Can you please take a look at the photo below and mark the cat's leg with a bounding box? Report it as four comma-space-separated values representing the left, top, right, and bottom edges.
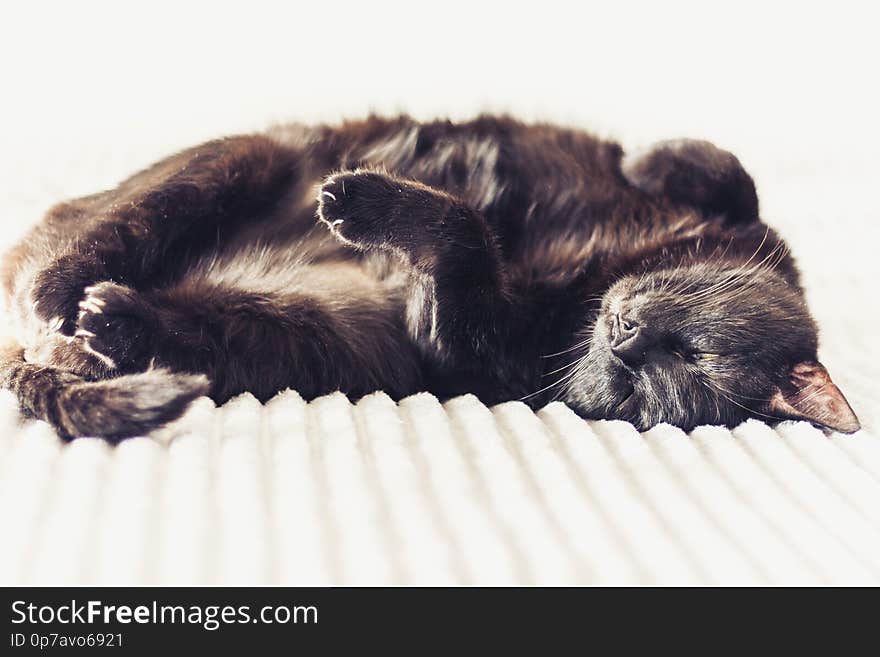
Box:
19, 135, 297, 334
622, 139, 759, 224
72, 277, 421, 403
315, 170, 532, 392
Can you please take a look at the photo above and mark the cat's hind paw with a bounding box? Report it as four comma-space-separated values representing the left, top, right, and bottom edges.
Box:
317, 170, 451, 251
74, 282, 155, 371
316, 170, 488, 270
317, 171, 397, 249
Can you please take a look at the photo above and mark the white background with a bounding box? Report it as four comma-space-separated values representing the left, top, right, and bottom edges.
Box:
3, 1, 877, 176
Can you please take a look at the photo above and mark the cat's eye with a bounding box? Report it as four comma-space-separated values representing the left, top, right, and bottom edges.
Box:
673, 349, 721, 362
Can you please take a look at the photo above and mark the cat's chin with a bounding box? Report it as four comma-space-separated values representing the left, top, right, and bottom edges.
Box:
614, 385, 637, 416
563, 368, 639, 426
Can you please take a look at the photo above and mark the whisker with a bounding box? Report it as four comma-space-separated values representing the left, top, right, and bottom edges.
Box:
680, 227, 773, 304
684, 242, 785, 307
700, 378, 787, 422
520, 354, 587, 401
542, 358, 584, 377
541, 335, 594, 358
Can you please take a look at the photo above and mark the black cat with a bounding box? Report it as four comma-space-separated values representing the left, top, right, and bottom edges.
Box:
0, 116, 859, 439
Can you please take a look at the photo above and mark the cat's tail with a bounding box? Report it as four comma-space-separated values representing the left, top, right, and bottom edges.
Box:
0, 341, 209, 440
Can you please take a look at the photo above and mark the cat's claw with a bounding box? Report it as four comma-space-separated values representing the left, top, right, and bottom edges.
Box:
78, 292, 106, 315
74, 281, 155, 371
317, 174, 361, 247
47, 316, 65, 333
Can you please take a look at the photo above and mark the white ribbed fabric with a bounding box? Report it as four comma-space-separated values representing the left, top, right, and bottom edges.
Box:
0, 388, 878, 585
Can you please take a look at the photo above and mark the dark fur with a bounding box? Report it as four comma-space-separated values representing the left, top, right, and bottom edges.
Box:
0, 116, 859, 440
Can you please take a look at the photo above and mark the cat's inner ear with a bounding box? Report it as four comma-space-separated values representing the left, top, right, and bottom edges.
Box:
768, 361, 860, 433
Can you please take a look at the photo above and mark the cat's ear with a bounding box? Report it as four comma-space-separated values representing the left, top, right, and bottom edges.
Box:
767, 361, 860, 433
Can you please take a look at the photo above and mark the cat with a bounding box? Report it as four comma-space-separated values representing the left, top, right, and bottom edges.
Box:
0, 115, 860, 440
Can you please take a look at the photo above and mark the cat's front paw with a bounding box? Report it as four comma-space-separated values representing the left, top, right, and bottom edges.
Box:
74, 282, 155, 371
32, 254, 107, 335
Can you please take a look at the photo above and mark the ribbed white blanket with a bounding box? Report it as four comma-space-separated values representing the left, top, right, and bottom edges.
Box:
0, 384, 876, 585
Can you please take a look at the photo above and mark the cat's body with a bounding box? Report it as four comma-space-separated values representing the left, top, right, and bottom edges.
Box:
0, 115, 860, 439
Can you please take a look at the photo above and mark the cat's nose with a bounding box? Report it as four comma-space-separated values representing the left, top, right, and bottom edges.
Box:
610, 312, 639, 346
610, 313, 648, 367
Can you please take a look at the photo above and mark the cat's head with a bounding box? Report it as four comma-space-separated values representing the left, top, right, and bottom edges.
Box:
564, 234, 860, 433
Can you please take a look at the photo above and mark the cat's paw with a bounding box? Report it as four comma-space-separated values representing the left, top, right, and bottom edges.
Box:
317, 171, 392, 248
622, 139, 758, 224
74, 282, 155, 371
32, 254, 108, 335
316, 170, 484, 269
317, 170, 443, 250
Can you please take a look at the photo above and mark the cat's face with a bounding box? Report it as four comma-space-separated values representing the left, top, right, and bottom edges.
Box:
565, 259, 860, 433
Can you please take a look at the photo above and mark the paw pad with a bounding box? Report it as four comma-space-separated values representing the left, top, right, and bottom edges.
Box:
73, 282, 154, 371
